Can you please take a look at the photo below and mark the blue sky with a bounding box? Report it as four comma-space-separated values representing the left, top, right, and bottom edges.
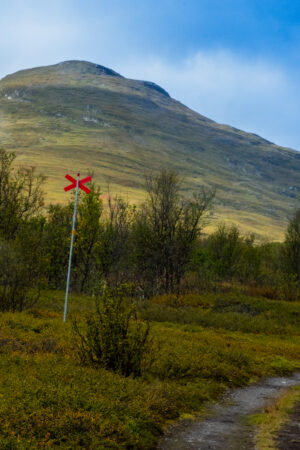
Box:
1, 0, 300, 149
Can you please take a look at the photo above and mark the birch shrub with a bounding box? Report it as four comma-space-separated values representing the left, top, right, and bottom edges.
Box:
73, 285, 151, 377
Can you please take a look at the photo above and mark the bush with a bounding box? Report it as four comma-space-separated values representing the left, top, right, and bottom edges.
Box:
206, 224, 242, 279
0, 148, 45, 240
73, 285, 151, 377
283, 208, 300, 279
0, 224, 47, 312
276, 273, 300, 302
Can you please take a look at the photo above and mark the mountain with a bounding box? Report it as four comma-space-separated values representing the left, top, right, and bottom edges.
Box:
0, 60, 299, 239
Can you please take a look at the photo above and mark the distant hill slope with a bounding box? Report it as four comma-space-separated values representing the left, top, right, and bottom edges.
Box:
0, 60, 299, 239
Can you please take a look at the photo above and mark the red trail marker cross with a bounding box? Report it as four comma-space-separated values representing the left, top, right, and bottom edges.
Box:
63, 172, 92, 322
64, 174, 92, 194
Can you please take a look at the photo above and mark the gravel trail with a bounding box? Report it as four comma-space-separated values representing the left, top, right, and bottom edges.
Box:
277, 399, 300, 449
158, 373, 300, 450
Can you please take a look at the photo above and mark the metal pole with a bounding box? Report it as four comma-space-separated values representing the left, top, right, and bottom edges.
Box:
63, 172, 80, 322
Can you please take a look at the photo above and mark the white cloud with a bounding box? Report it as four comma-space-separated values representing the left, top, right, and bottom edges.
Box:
115, 51, 300, 150
0, 0, 83, 77
0, 2, 298, 150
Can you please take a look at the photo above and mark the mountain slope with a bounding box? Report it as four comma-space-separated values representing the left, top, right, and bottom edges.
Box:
0, 60, 299, 239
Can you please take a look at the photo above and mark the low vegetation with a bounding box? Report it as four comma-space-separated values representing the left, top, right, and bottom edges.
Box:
0, 291, 299, 448
0, 149, 300, 448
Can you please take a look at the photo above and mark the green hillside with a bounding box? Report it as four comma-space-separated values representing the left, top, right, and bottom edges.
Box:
0, 60, 299, 239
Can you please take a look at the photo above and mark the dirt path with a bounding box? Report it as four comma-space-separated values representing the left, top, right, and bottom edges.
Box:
158, 373, 300, 450
277, 400, 300, 449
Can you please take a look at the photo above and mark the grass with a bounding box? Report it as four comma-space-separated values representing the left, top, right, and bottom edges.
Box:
1, 60, 300, 239
248, 385, 300, 450
142, 292, 300, 336
0, 290, 299, 448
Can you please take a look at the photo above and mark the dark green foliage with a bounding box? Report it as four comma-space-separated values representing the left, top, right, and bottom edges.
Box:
0, 239, 33, 311
96, 194, 132, 285
0, 149, 47, 310
0, 218, 47, 311
187, 225, 262, 290
206, 224, 242, 279
73, 183, 103, 292
132, 170, 214, 296
1, 147, 300, 308
73, 286, 151, 377
233, 234, 261, 284
44, 184, 103, 292
43, 203, 73, 289
0, 148, 45, 239
187, 244, 219, 291
283, 209, 300, 279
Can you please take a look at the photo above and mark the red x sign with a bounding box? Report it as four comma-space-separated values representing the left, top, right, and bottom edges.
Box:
64, 174, 92, 194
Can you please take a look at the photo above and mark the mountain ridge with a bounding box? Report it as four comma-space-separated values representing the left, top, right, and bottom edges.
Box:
0, 60, 299, 239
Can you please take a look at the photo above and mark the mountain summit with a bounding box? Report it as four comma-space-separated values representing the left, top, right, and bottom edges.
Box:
2, 60, 123, 80
0, 60, 299, 238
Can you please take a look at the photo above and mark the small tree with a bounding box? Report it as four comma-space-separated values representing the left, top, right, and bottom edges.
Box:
207, 224, 242, 279
0, 149, 47, 310
96, 194, 133, 285
74, 183, 103, 292
235, 234, 261, 284
43, 203, 73, 289
283, 209, 300, 280
73, 285, 151, 377
0, 148, 45, 239
44, 183, 103, 292
0, 218, 47, 311
132, 170, 214, 295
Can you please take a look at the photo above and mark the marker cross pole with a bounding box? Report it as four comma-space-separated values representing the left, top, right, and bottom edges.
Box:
63, 172, 91, 322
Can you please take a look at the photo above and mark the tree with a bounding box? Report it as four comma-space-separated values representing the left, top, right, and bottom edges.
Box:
0, 149, 47, 310
283, 209, 300, 279
234, 234, 261, 284
207, 224, 242, 279
74, 184, 103, 292
132, 170, 214, 295
96, 194, 133, 285
0, 217, 47, 311
0, 148, 45, 239
44, 184, 103, 293
43, 203, 73, 289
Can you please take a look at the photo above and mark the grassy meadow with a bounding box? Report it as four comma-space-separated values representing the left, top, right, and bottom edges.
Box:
0, 289, 299, 449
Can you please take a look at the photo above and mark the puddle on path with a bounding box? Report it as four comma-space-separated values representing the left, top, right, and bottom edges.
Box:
158, 373, 300, 450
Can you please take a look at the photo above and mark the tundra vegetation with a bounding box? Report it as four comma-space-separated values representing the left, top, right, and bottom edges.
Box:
0, 148, 300, 448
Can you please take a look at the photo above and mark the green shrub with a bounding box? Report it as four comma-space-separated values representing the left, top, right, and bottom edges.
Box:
73, 285, 151, 377
0, 235, 46, 312
276, 273, 300, 301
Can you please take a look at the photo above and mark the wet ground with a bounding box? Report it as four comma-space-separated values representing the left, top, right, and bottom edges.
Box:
158, 373, 300, 450
277, 400, 300, 449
